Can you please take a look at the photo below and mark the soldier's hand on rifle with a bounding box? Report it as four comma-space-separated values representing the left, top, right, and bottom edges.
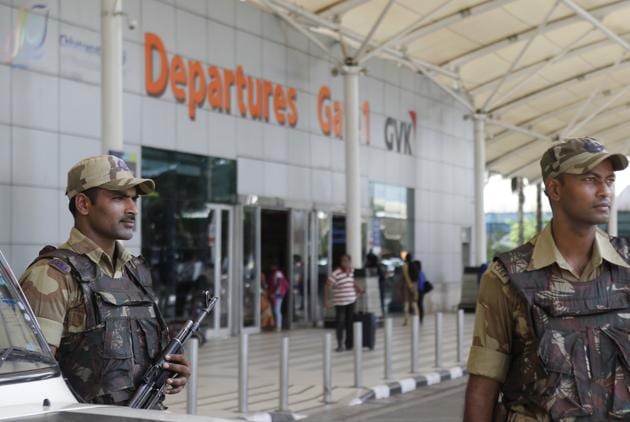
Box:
163, 353, 191, 394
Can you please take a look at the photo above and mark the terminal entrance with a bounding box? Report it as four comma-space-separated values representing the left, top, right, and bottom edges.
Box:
261, 209, 290, 330
257, 208, 317, 330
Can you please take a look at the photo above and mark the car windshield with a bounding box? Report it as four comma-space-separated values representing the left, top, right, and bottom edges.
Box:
0, 251, 56, 375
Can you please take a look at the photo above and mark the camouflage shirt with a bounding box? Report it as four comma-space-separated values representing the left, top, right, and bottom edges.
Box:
467, 223, 630, 420
19, 228, 134, 348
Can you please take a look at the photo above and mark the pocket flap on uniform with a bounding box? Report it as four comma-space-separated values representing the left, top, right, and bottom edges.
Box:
538, 329, 576, 374
534, 291, 629, 317
96, 290, 151, 306
103, 318, 133, 359
604, 327, 630, 368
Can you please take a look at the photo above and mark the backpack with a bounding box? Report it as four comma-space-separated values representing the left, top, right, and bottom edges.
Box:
275, 271, 289, 297
409, 260, 421, 281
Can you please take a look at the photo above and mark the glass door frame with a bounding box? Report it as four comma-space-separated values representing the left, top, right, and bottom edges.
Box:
239, 205, 261, 335
312, 210, 333, 324
205, 204, 234, 339
289, 209, 310, 326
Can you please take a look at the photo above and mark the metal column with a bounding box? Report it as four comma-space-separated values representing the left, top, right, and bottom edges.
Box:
280, 337, 289, 411
435, 312, 443, 368
410, 317, 419, 373
101, 0, 124, 155
238, 334, 248, 413
354, 321, 363, 387
384, 318, 393, 379
474, 115, 487, 265
457, 309, 464, 364
323, 333, 332, 403
343, 65, 363, 268
186, 337, 199, 414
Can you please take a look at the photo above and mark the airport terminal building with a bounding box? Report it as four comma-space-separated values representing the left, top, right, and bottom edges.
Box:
0, 0, 476, 336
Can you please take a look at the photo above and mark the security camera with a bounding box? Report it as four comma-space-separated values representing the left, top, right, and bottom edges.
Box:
127, 18, 137, 30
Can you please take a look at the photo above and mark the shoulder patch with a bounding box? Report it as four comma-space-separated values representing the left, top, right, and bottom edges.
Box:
48, 258, 71, 275
489, 261, 510, 285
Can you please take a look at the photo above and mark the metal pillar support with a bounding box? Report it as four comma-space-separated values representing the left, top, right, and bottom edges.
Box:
280, 337, 289, 411
384, 318, 393, 379
411, 317, 419, 373
323, 333, 332, 404
101, 0, 124, 155
474, 115, 487, 265
186, 337, 199, 414
354, 321, 363, 387
238, 333, 248, 414
343, 65, 363, 268
610, 194, 619, 236
435, 312, 443, 368
457, 310, 464, 364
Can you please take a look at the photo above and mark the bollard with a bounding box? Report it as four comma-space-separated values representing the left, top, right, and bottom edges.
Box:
411, 316, 419, 373
280, 337, 289, 411
457, 309, 464, 364
239, 333, 248, 413
323, 333, 332, 404
435, 312, 443, 368
186, 337, 199, 414
353, 321, 363, 387
384, 317, 392, 380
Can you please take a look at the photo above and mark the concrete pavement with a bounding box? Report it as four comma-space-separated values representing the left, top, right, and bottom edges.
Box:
164, 312, 474, 419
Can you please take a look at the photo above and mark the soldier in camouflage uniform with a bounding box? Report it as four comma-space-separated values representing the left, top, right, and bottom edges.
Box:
464, 138, 630, 421
19, 155, 190, 406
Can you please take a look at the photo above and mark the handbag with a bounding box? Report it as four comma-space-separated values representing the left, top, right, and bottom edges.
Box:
422, 280, 433, 294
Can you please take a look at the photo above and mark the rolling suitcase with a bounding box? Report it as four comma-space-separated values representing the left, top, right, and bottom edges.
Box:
353, 311, 376, 350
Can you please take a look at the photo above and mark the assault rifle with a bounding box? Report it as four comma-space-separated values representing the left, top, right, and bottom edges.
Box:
128, 291, 218, 409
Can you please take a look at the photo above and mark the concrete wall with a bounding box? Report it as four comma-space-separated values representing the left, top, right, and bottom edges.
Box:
0, 0, 474, 310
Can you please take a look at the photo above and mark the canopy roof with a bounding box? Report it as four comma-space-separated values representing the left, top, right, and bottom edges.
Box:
253, 0, 630, 182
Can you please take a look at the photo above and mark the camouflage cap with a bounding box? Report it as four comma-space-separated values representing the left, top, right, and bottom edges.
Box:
66, 155, 155, 199
540, 137, 628, 180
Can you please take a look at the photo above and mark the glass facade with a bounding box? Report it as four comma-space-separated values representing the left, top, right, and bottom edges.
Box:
291, 210, 308, 322
369, 183, 415, 259
141, 147, 237, 322
242, 207, 259, 328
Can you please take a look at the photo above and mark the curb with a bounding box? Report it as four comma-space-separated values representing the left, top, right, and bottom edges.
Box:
348, 366, 467, 406
244, 411, 307, 421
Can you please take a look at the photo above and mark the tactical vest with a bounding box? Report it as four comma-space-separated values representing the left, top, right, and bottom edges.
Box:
496, 241, 630, 421
35, 247, 169, 406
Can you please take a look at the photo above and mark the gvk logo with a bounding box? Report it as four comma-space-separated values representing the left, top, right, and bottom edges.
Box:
384, 111, 416, 155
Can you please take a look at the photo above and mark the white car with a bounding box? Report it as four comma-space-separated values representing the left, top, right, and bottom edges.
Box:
0, 250, 234, 422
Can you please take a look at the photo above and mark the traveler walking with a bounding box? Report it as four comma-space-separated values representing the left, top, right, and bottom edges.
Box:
416, 260, 432, 324
325, 254, 363, 352
269, 264, 289, 332
401, 253, 420, 326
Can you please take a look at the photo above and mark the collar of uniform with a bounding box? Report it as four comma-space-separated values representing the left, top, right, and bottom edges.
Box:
64, 227, 133, 276
528, 222, 630, 273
